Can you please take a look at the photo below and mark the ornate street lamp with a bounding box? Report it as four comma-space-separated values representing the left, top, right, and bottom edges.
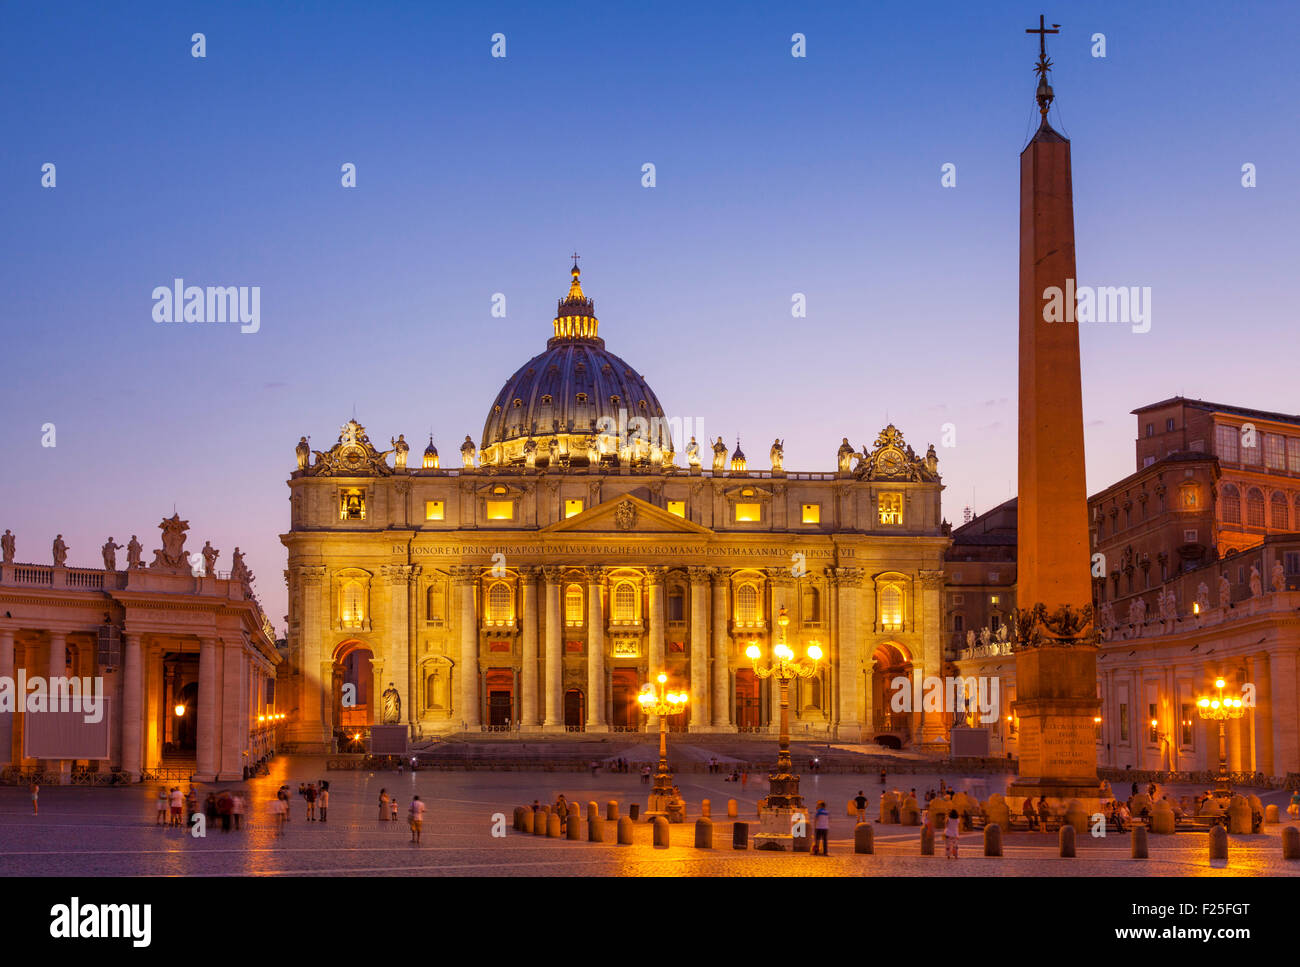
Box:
638, 673, 687, 820
746, 605, 822, 848
1197, 677, 1245, 797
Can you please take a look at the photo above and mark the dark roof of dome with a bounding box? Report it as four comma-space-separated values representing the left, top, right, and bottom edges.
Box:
481, 265, 668, 448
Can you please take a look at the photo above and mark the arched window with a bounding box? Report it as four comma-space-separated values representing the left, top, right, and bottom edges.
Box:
1222, 484, 1241, 524
487, 582, 513, 624
613, 582, 637, 623
342, 581, 364, 628
1270, 492, 1289, 529
737, 584, 759, 626
564, 584, 584, 625
879, 584, 903, 631
1246, 488, 1265, 527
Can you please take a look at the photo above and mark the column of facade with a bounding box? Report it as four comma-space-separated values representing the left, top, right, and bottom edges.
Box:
196, 637, 218, 780
383, 565, 411, 735
450, 566, 480, 730
519, 566, 540, 728
120, 633, 143, 778
0, 629, 13, 766
585, 566, 608, 731
918, 570, 947, 749
646, 567, 666, 731
711, 569, 731, 730
220, 638, 244, 779
1272, 650, 1299, 778
297, 566, 327, 747
542, 566, 564, 730
859, 572, 875, 737
834, 567, 864, 743
1253, 651, 1274, 777
687, 567, 711, 730
47, 632, 67, 774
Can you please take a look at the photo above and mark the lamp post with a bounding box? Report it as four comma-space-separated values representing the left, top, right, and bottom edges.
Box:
746, 605, 822, 847
1197, 677, 1245, 797
638, 673, 687, 820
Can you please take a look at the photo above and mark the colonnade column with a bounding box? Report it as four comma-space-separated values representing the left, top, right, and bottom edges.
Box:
585, 566, 608, 731
196, 636, 218, 780
0, 629, 13, 766
688, 566, 711, 731
296, 565, 326, 748
1254, 651, 1274, 777
220, 637, 244, 778
1270, 650, 1297, 776
452, 566, 481, 730
834, 567, 864, 742
711, 569, 731, 730
519, 566, 540, 728
542, 566, 564, 730
918, 570, 947, 749
120, 633, 143, 778
646, 567, 666, 731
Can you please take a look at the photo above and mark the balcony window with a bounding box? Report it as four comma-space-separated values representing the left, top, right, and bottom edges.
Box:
425, 500, 444, 521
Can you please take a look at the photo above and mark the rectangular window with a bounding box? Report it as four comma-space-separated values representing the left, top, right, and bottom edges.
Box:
1216, 425, 1239, 463
666, 500, 686, 518
878, 492, 903, 525
1184, 529, 1197, 542
564, 499, 584, 518
1180, 703, 1194, 747
1166, 417, 1175, 432
425, 500, 444, 521
734, 502, 761, 523
990, 594, 1000, 605
340, 489, 366, 520
801, 503, 820, 524
1286, 552, 1300, 576
1143, 455, 1155, 468
952, 613, 964, 632
1145, 423, 1154, 438
1244, 431, 1262, 465
1289, 438, 1300, 473
1265, 433, 1286, 469
485, 500, 514, 521
1119, 703, 1129, 741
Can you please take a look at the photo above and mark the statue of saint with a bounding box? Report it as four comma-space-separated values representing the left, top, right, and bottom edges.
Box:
769, 438, 784, 472
52, 534, 69, 566
1196, 582, 1210, 614
201, 541, 219, 577
1, 529, 14, 565
382, 683, 401, 724
231, 547, 248, 582
1249, 564, 1263, 598
925, 444, 939, 476
686, 436, 701, 468
126, 535, 143, 569
460, 435, 476, 468
101, 537, 123, 571
1099, 601, 1116, 635
391, 434, 409, 470
1218, 572, 1231, 608
837, 438, 855, 473
965, 629, 975, 649
295, 436, 310, 471
1273, 559, 1286, 592
711, 437, 727, 473
585, 436, 600, 467
978, 627, 992, 648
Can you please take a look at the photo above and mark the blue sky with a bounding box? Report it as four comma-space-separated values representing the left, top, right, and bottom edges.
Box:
3, 0, 1296, 628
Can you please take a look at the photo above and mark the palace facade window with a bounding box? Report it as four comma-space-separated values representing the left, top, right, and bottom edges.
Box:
879, 584, 903, 631
667, 589, 685, 622
341, 581, 365, 628
426, 587, 442, 623
487, 582, 514, 625
736, 584, 759, 627
803, 586, 820, 622
1271, 492, 1289, 529
1216, 425, 1239, 463
1246, 488, 1265, 527
801, 503, 820, 524
425, 500, 444, 521
734, 502, 761, 523
341, 489, 366, 520
565, 585, 584, 625
486, 499, 514, 521
1265, 433, 1286, 470
1222, 484, 1241, 524
612, 582, 637, 623
878, 492, 903, 525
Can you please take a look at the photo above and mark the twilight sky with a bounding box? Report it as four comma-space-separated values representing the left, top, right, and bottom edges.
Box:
3, 0, 1296, 631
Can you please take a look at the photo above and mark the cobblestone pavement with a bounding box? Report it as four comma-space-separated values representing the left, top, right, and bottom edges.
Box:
1, 757, 1296, 876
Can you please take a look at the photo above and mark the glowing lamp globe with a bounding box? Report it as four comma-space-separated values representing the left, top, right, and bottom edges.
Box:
807, 643, 823, 662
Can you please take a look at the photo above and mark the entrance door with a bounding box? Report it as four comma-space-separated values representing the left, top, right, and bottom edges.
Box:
564, 689, 585, 730
485, 668, 513, 728
735, 669, 760, 730
611, 670, 639, 729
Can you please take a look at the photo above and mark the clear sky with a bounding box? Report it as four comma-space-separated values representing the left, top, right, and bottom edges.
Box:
3, 0, 1296, 631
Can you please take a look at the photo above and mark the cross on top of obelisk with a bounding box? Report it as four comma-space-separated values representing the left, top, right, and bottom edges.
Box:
1026, 15, 1061, 121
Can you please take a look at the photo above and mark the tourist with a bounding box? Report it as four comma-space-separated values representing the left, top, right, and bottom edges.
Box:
169, 786, 183, 827
217, 791, 233, 832
1290, 789, 1300, 819
204, 792, 218, 829
305, 782, 317, 821
1022, 795, 1037, 830
880, 768, 887, 786
278, 785, 291, 822
854, 790, 868, 825
186, 787, 199, 826
29, 781, 38, 816
155, 787, 168, 825
812, 800, 831, 855
641, 765, 651, 785
318, 785, 328, 823
409, 795, 426, 844
1131, 780, 1139, 797
233, 793, 245, 830
1036, 796, 1050, 832
379, 789, 389, 821
390, 796, 399, 821
1118, 800, 1131, 830
272, 792, 286, 831
944, 809, 960, 859
555, 794, 569, 821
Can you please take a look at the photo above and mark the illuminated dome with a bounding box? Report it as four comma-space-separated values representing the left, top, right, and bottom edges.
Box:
480, 262, 671, 468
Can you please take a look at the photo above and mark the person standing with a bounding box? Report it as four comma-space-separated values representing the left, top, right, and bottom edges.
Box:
880, 767, 887, 786
854, 791, 868, 825
1022, 795, 1037, 831
318, 785, 329, 823
232, 793, 245, 830
379, 789, 389, 821
30, 782, 38, 816
305, 782, 317, 821
409, 795, 426, 844
169, 786, 183, 827
812, 800, 831, 855
1037, 796, 1051, 832
944, 809, 960, 859
390, 796, 399, 822
155, 787, 168, 825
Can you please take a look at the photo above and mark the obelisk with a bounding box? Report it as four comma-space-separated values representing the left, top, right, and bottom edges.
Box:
1010, 17, 1102, 808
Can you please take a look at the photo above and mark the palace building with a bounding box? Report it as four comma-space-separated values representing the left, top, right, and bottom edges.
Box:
281, 263, 951, 751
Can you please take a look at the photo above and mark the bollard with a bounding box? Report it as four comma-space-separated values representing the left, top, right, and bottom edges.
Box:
1059, 824, 1076, 858
1064, 800, 1089, 834
1150, 800, 1175, 835
513, 806, 527, 831
588, 816, 604, 843
702, 799, 711, 818
567, 814, 582, 840
733, 821, 749, 850
1265, 804, 1280, 825
547, 812, 561, 837
695, 817, 713, 849
984, 822, 1003, 857
920, 826, 935, 856
533, 807, 548, 835
727, 798, 738, 818
1227, 796, 1251, 834
1282, 825, 1300, 859
521, 809, 534, 834
653, 816, 670, 848
587, 801, 599, 823
1131, 826, 1148, 859
854, 822, 874, 854
1208, 824, 1228, 861
617, 816, 634, 845
629, 803, 640, 821
606, 800, 619, 822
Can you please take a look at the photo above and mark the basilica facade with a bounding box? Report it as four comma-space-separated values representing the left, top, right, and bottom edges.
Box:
281, 264, 950, 751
